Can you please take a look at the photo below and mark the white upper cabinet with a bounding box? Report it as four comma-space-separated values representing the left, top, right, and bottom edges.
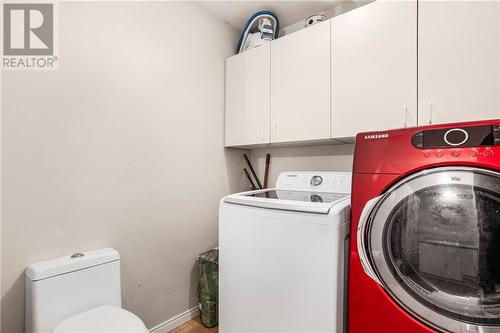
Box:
225, 44, 271, 147
419, 1, 500, 125
224, 0, 499, 148
270, 20, 331, 143
331, 0, 417, 138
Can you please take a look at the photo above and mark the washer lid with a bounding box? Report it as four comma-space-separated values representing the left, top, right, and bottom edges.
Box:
224, 171, 352, 214
53, 306, 148, 333
224, 189, 350, 214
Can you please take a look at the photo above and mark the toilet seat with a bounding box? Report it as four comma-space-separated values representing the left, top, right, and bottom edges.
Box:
53, 305, 148, 333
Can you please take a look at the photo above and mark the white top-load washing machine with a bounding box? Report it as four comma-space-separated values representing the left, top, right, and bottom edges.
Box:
219, 171, 352, 333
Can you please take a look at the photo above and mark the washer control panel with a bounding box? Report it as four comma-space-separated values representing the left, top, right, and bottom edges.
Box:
275, 172, 352, 194
412, 125, 499, 149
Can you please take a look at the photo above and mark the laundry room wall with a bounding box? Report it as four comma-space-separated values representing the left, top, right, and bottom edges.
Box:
0, 70, 3, 333
250, 144, 355, 188
1, 2, 245, 333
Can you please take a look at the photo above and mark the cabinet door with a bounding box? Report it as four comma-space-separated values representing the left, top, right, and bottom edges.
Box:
270, 20, 331, 143
331, 0, 417, 138
225, 44, 270, 147
419, 1, 500, 125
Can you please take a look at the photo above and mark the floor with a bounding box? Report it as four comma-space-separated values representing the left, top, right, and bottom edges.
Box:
170, 317, 218, 333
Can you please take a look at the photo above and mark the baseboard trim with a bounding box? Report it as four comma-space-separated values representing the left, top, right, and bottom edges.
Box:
149, 306, 200, 333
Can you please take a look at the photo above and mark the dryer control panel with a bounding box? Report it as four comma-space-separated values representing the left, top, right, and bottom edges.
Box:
412, 125, 500, 149
355, 120, 500, 174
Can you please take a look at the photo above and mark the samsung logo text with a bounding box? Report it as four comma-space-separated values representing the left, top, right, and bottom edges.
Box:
364, 134, 389, 140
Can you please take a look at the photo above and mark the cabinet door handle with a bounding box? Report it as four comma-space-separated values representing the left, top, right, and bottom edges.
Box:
428, 101, 433, 125
273, 123, 277, 139
403, 105, 408, 128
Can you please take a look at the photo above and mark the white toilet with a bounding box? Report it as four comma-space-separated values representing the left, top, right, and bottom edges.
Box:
25, 248, 148, 333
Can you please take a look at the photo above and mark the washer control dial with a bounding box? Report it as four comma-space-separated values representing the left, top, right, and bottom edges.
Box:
310, 175, 323, 186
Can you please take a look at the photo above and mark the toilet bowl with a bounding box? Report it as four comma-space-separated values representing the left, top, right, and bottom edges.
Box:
53, 306, 148, 333
25, 248, 148, 333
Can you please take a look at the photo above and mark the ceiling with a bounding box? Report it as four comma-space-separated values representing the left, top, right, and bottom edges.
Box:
196, 1, 343, 31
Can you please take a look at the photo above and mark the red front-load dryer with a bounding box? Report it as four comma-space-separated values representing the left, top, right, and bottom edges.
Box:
349, 120, 500, 333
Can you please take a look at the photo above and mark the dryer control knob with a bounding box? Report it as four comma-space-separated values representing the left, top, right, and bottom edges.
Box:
483, 149, 493, 157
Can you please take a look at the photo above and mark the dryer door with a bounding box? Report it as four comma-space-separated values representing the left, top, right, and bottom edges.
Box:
359, 166, 500, 333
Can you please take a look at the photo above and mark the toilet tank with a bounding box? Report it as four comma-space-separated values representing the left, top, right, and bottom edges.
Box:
25, 248, 122, 333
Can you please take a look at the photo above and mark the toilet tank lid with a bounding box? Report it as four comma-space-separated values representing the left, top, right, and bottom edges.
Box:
25, 248, 120, 281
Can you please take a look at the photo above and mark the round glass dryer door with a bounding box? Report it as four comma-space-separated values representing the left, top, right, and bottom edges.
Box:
362, 167, 500, 333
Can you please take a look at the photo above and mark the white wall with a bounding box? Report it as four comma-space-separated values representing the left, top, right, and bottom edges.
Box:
250, 144, 355, 188
0, 62, 3, 333
1, 2, 246, 332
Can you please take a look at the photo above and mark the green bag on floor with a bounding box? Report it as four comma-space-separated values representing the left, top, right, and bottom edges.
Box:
198, 248, 218, 328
